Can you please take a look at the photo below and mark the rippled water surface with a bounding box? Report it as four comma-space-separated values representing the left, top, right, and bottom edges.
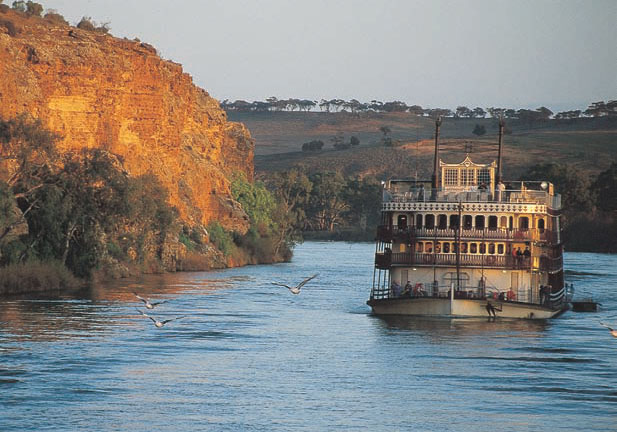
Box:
1, 243, 616, 431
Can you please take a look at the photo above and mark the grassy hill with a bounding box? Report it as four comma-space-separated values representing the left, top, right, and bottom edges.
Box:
228, 111, 617, 180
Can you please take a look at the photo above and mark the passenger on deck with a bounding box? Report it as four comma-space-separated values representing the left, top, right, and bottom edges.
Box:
391, 280, 402, 297
496, 181, 505, 202
545, 284, 552, 306
413, 283, 426, 297
523, 246, 531, 257
402, 281, 413, 297
507, 288, 516, 301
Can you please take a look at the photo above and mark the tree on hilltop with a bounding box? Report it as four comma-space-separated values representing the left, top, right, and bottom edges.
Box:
455, 106, 472, 118
25, 1, 42, 16
473, 107, 486, 118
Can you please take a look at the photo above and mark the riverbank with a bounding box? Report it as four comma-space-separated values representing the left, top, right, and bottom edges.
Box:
0, 261, 82, 296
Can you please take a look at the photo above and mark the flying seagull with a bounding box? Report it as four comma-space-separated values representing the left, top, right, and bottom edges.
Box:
272, 274, 318, 295
135, 308, 186, 328
600, 322, 617, 338
133, 292, 168, 309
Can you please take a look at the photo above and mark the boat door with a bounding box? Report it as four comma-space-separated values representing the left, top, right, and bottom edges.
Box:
511, 272, 519, 296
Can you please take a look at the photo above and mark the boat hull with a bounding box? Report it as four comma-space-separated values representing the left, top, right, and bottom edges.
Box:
367, 297, 566, 319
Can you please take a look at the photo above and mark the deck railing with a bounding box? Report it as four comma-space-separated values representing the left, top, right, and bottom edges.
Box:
375, 251, 562, 271
376, 226, 558, 243
370, 282, 566, 309
383, 186, 561, 209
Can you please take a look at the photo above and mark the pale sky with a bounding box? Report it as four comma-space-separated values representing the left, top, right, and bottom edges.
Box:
41, 0, 616, 111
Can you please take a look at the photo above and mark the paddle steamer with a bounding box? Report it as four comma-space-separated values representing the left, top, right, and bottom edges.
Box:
367, 119, 568, 319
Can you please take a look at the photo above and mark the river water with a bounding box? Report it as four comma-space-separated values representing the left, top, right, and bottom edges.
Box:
1, 242, 616, 431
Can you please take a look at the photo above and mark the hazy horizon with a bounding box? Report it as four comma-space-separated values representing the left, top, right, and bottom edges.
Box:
40, 0, 616, 112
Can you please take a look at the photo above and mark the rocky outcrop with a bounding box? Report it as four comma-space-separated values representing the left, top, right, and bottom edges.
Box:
0, 8, 253, 232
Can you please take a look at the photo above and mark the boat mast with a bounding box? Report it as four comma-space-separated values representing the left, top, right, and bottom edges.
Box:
431, 116, 442, 198
496, 117, 505, 184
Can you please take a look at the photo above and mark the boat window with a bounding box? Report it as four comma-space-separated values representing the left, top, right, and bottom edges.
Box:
478, 168, 491, 186
497, 244, 504, 254
509, 216, 513, 229
519, 216, 529, 230
480, 243, 486, 254
470, 243, 478, 253
425, 214, 435, 229
453, 243, 458, 253
417, 242, 424, 252
435, 242, 441, 253
463, 215, 472, 229
444, 169, 458, 186
475, 215, 485, 229
500, 216, 507, 228
397, 215, 407, 229
461, 243, 468, 253
489, 243, 495, 254
449, 214, 460, 229
443, 242, 450, 253
438, 214, 447, 229
425, 242, 433, 253
488, 215, 498, 229
461, 168, 475, 186
416, 214, 423, 229
538, 218, 545, 231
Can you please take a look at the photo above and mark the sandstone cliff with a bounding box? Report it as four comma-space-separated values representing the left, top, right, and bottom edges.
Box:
0, 8, 252, 233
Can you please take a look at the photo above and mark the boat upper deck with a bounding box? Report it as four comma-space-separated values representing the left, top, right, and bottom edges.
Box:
383, 180, 561, 210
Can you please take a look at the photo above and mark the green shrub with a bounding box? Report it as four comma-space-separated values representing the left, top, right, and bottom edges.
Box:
178, 232, 195, 252
25, 1, 42, 16
106, 241, 125, 260
206, 221, 236, 257
11, 1, 25, 12
189, 227, 204, 245
76, 16, 95, 31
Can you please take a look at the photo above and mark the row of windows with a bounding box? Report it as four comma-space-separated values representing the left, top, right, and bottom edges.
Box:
417, 241, 506, 255
443, 168, 491, 187
396, 214, 544, 230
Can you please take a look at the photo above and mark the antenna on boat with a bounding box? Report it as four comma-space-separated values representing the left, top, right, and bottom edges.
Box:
496, 117, 505, 184
431, 116, 442, 196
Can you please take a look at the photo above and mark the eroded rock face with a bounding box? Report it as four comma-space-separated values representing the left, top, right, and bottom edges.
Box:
0, 9, 252, 232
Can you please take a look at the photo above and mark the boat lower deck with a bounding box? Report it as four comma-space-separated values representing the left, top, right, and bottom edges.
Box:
367, 296, 566, 319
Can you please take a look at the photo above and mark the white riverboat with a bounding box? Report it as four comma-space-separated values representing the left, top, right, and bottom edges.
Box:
367, 119, 570, 319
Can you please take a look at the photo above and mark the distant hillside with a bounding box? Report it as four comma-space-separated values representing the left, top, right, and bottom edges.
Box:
228, 111, 617, 180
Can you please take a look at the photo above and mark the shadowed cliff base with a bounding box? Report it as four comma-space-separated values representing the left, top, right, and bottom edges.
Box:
0, 114, 292, 294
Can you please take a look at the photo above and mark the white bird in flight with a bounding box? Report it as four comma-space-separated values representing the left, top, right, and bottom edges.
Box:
600, 322, 617, 338
272, 274, 318, 294
133, 292, 168, 309
136, 308, 186, 328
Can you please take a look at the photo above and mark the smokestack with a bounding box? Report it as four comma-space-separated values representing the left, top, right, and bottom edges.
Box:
431, 116, 442, 190
496, 117, 505, 184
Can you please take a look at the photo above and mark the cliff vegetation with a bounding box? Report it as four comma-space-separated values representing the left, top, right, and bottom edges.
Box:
0, 3, 293, 292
